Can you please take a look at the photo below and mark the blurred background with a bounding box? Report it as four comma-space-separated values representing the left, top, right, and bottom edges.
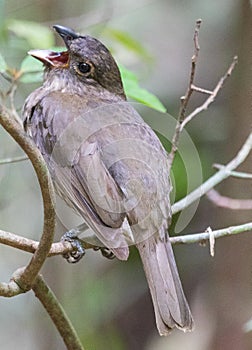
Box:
0, 0, 252, 349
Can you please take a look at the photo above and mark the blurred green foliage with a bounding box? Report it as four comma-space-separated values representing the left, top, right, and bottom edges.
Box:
103, 27, 151, 61
7, 19, 54, 48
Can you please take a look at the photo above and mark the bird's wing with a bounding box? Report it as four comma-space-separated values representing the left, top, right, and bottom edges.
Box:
53, 155, 130, 261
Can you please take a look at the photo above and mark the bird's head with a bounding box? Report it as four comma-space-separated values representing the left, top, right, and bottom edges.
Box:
28, 25, 125, 98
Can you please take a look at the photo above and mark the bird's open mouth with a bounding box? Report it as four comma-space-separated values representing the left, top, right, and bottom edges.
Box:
28, 25, 80, 68
28, 49, 69, 68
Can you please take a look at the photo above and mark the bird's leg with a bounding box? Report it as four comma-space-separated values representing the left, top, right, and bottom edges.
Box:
61, 223, 87, 263
93, 246, 115, 260
61, 223, 115, 262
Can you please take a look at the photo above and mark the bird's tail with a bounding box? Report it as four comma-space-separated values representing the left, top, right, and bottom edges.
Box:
137, 235, 194, 335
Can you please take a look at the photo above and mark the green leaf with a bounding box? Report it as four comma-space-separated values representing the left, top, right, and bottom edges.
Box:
7, 20, 54, 48
119, 65, 166, 113
104, 28, 151, 60
0, 52, 7, 73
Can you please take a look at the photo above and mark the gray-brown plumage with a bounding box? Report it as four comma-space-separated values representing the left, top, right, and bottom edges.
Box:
23, 25, 193, 335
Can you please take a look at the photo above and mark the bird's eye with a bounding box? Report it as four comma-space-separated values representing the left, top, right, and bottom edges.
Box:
78, 62, 91, 75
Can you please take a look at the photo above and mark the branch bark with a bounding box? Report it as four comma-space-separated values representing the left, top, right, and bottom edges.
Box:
170, 222, 252, 246
32, 275, 84, 350
180, 55, 238, 130
168, 19, 237, 169
168, 19, 202, 167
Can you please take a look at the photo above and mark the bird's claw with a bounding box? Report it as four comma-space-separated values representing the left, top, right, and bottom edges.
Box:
61, 230, 85, 263
93, 246, 115, 260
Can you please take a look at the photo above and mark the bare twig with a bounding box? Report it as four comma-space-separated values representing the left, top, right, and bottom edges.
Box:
180, 55, 238, 130
0, 154, 28, 165
0, 229, 94, 256
180, 18, 202, 119
213, 163, 252, 179
190, 84, 213, 95
170, 221, 252, 245
168, 19, 238, 169
168, 19, 202, 168
172, 132, 252, 214
207, 189, 252, 210
32, 275, 84, 350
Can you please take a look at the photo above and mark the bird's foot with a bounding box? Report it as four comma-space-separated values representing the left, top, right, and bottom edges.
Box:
61, 229, 85, 263
93, 246, 115, 260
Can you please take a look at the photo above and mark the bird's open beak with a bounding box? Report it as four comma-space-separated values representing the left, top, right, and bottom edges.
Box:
28, 25, 79, 68
28, 49, 69, 67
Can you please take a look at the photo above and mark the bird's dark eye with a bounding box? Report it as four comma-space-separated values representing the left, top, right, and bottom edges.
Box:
78, 62, 91, 74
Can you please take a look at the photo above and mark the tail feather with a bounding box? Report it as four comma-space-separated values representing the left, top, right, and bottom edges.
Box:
137, 235, 194, 335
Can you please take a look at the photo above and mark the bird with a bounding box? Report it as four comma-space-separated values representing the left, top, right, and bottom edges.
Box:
23, 24, 194, 335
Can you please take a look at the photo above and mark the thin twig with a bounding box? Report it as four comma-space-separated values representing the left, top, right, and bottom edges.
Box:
180, 18, 202, 119
213, 163, 252, 179
180, 55, 238, 130
190, 84, 213, 95
207, 189, 252, 210
168, 19, 202, 168
170, 221, 252, 245
0, 155, 28, 165
172, 132, 252, 214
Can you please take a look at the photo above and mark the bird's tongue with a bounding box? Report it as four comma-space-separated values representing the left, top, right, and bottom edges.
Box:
28, 49, 69, 67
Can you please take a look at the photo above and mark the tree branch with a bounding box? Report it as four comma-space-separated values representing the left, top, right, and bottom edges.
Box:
0, 229, 94, 256
168, 19, 237, 169
0, 106, 56, 295
32, 275, 84, 350
170, 222, 252, 246
213, 163, 252, 179
168, 19, 202, 167
180, 55, 238, 130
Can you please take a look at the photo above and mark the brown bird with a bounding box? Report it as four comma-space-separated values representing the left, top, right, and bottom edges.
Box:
23, 25, 193, 335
